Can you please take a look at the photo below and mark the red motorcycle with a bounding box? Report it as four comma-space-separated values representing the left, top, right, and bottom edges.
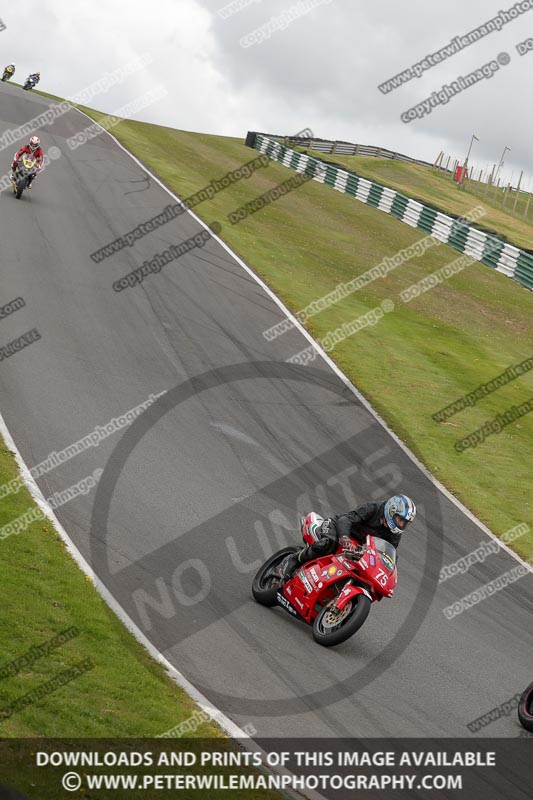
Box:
252, 512, 397, 646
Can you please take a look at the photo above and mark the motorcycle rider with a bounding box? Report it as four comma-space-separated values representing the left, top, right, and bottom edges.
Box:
26, 71, 40, 86
279, 495, 417, 580
4, 64, 15, 75
12, 136, 44, 189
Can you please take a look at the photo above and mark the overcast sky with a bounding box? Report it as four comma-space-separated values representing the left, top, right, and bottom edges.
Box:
3, 0, 532, 188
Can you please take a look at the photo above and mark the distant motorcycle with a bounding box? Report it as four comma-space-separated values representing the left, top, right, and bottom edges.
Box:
23, 76, 38, 91
11, 155, 38, 199
2, 66, 15, 82
518, 682, 533, 732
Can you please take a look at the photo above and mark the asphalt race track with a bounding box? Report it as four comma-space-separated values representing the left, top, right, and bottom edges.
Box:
1, 83, 532, 739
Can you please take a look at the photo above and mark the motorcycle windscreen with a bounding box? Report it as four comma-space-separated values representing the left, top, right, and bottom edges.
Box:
372, 536, 397, 571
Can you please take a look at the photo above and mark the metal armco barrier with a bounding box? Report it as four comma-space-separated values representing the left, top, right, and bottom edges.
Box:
246, 132, 533, 292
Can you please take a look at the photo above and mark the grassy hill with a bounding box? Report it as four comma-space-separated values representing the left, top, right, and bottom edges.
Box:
0, 86, 531, 747
301, 148, 533, 251
70, 108, 532, 561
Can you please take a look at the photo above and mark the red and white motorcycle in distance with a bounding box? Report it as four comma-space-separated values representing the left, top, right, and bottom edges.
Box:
252, 512, 398, 647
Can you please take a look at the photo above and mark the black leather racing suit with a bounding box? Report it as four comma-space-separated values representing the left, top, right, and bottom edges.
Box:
296, 501, 401, 567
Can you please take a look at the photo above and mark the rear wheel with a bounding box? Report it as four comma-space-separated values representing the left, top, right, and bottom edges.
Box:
518, 682, 533, 732
312, 593, 371, 647
252, 546, 299, 607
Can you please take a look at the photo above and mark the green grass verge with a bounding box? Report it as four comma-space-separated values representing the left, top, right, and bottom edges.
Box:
0, 443, 225, 738
1, 88, 531, 746
301, 149, 533, 251
0, 444, 284, 798
71, 110, 532, 562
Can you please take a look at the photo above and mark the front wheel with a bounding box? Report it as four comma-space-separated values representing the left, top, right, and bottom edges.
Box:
312, 593, 371, 647
252, 546, 299, 607
15, 179, 26, 199
518, 682, 533, 732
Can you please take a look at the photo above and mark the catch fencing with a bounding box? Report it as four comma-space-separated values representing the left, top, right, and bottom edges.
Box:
247, 131, 443, 169
245, 132, 533, 291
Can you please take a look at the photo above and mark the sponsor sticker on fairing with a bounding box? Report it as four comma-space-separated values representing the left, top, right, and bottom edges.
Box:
338, 557, 354, 570
277, 593, 298, 615
298, 570, 313, 593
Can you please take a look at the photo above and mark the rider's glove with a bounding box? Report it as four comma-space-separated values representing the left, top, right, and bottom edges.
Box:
339, 536, 366, 560
351, 543, 367, 559
12, 162, 17, 171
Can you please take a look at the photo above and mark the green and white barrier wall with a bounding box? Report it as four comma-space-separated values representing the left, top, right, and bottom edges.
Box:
245, 132, 533, 291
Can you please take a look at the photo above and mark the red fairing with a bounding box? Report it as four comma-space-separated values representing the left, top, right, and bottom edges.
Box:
280, 533, 397, 625
13, 144, 44, 168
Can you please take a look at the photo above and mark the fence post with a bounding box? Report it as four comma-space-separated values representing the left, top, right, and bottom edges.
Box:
523, 187, 532, 220
512, 170, 523, 215
485, 164, 495, 197
502, 182, 510, 208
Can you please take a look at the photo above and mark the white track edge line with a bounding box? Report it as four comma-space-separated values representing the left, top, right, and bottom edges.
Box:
0, 412, 247, 740
71, 106, 531, 576
2, 98, 528, 765
1, 408, 321, 800
10, 103, 526, 741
